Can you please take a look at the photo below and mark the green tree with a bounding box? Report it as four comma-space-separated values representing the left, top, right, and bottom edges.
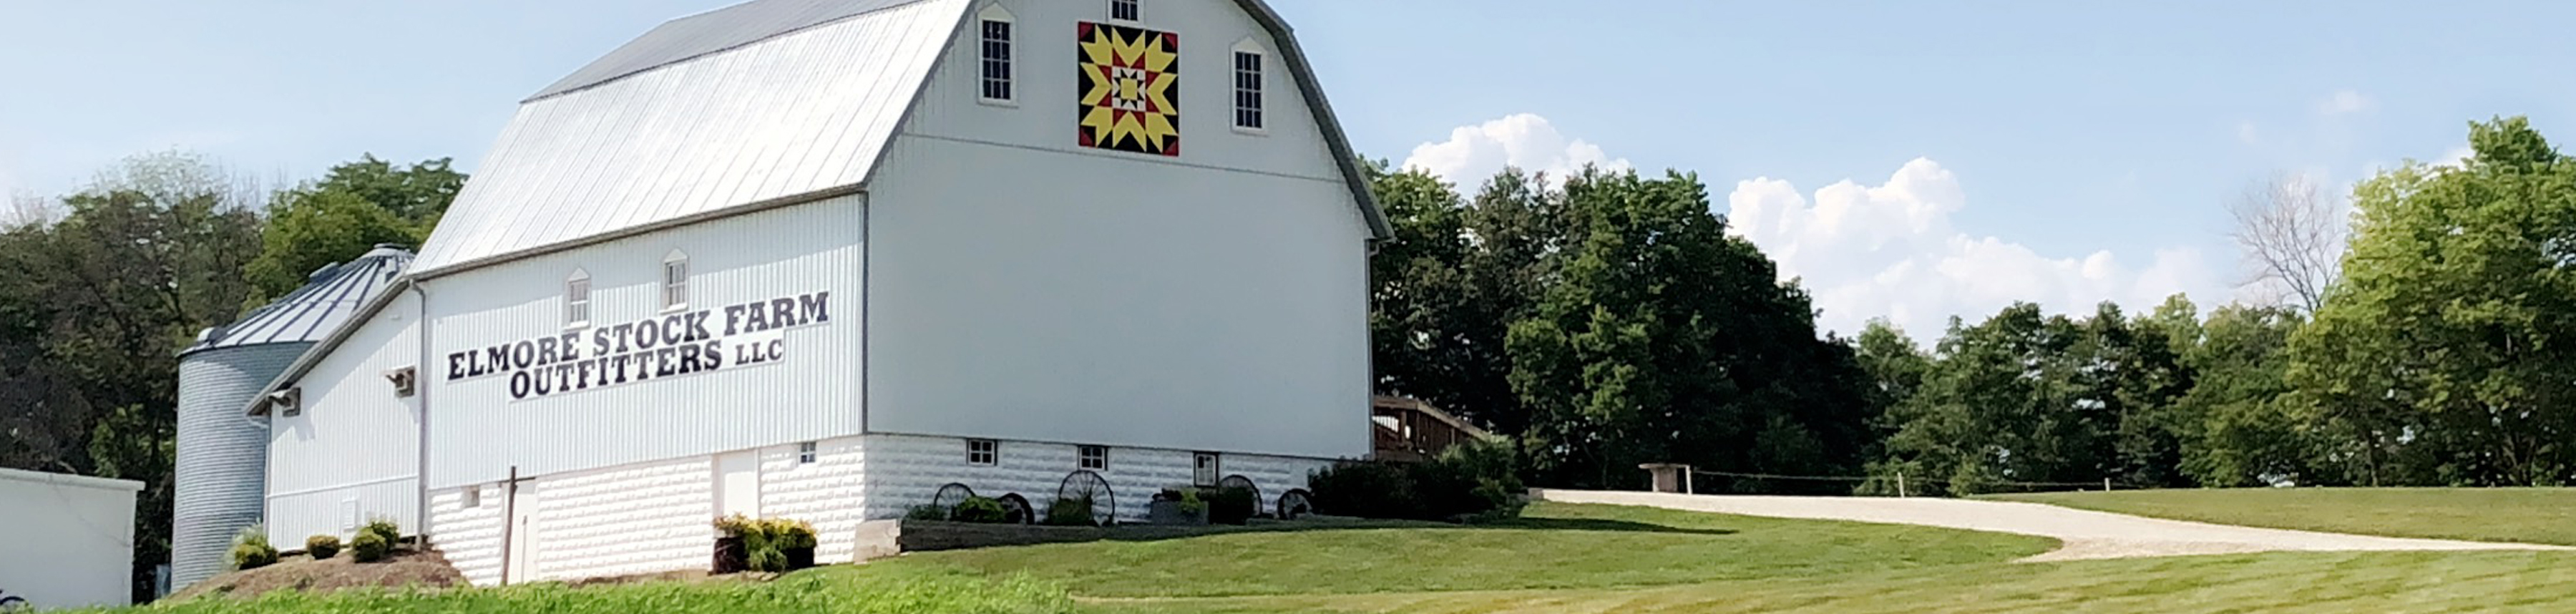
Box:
243, 189, 421, 301
2289, 117, 2576, 486
2176, 304, 2318, 486
0, 152, 263, 601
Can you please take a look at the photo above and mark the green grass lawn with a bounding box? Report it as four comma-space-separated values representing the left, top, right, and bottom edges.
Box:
114, 497, 2576, 613
825, 502, 2055, 598
1986, 487, 2576, 545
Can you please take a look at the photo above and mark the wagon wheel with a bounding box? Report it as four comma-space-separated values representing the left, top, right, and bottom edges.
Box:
997, 493, 1035, 525
0, 595, 25, 613
1218, 474, 1260, 515
930, 482, 976, 518
1276, 489, 1314, 520
1056, 469, 1116, 526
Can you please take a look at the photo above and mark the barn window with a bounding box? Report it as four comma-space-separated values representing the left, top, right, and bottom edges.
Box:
977, 6, 1014, 104
565, 270, 591, 326
462, 486, 482, 509
661, 251, 689, 311
1193, 452, 1220, 487
797, 441, 818, 464
1110, 0, 1141, 21
1078, 445, 1108, 471
1232, 47, 1265, 132
967, 439, 998, 466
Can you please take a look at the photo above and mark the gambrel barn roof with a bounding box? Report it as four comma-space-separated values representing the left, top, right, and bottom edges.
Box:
412, 0, 1389, 276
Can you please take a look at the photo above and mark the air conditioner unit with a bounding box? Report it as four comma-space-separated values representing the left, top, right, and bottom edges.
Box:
385, 366, 419, 398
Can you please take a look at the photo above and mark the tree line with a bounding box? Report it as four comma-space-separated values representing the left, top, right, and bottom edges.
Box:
1370, 117, 2576, 493
6, 116, 2569, 600
1, 152, 462, 601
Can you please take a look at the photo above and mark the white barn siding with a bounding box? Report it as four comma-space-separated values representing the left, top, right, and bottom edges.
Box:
426, 485, 507, 587
422, 194, 865, 491
860, 434, 1331, 523
523, 456, 716, 582
863, 0, 1372, 461
755, 437, 869, 563
265, 291, 424, 544
867, 133, 1370, 459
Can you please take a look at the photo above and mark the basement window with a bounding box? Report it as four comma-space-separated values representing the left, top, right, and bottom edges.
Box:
1232, 47, 1265, 132
798, 441, 818, 464
661, 251, 689, 311
462, 486, 482, 509
967, 439, 998, 467
978, 6, 1015, 104
1078, 445, 1108, 471
1110, 0, 1140, 21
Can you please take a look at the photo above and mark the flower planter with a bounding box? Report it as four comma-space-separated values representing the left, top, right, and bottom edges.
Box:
1148, 500, 1209, 525
712, 536, 748, 574
784, 545, 815, 570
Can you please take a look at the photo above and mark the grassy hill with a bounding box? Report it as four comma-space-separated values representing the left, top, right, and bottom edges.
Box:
94, 497, 2576, 613
1986, 487, 2576, 546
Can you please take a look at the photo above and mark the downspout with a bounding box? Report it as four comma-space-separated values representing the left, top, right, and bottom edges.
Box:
409, 281, 433, 547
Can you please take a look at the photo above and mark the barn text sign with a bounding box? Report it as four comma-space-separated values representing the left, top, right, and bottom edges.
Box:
443, 291, 831, 401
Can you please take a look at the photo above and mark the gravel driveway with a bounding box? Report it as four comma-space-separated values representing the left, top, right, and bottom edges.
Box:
1536, 489, 2572, 561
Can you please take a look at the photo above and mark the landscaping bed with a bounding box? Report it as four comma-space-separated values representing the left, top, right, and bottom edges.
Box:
166, 547, 465, 601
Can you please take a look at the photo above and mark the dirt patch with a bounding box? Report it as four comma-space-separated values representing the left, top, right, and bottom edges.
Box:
170, 548, 467, 600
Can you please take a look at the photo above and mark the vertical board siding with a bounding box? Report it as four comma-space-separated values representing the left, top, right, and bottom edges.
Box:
903, 0, 1348, 188
412, 0, 965, 274
867, 133, 1370, 460
265, 292, 424, 546
172, 342, 307, 588
263, 482, 419, 548
867, 0, 1372, 461
424, 195, 864, 490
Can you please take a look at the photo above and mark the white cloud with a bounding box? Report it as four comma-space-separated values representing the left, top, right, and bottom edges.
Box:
2237, 120, 2261, 145
1727, 158, 2218, 339
2431, 145, 2474, 168
2317, 89, 2374, 116
1402, 114, 1630, 187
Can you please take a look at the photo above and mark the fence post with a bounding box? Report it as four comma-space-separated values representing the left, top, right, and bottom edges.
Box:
2103, 477, 2112, 492
1896, 471, 1908, 498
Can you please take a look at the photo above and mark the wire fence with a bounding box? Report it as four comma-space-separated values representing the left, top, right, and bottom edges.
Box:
1679, 468, 2135, 497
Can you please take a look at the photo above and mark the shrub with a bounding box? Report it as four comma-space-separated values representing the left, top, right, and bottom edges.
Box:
1045, 495, 1098, 526
747, 547, 789, 573
713, 513, 759, 537
1309, 437, 1525, 522
348, 530, 391, 562
1208, 485, 1258, 525
304, 535, 342, 560
762, 517, 818, 550
1176, 488, 1206, 516
361, 516, 401, 547
904, 504, 950, 521
952, 496, 1010, 524
230, 527, 278, 570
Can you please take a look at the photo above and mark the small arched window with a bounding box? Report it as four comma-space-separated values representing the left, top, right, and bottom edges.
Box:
662, 250, 690, 311
565, 269, 592, 326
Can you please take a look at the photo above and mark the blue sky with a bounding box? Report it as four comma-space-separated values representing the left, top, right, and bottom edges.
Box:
4, 1, 2572, 338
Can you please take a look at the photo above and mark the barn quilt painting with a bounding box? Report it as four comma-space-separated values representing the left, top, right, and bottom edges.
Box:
1078, 21, 1181, 156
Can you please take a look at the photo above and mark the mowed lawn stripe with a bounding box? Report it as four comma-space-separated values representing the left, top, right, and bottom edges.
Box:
1987, 487, 2576, 546
1101, 550, 2576, 614
829, 502, 2056, 598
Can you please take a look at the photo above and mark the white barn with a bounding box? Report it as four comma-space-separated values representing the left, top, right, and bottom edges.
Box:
242, 0, 1383, 585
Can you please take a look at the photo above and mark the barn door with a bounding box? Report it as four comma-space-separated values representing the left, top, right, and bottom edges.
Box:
716, 451, 761, 519
504, 482, 540, 585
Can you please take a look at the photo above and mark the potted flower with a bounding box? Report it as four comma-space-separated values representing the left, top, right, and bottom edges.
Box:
711, 515, 754, 574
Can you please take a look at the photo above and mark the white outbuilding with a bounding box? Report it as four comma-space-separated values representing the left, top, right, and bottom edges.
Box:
0, 467, 142, 609
232, 0, 1384, 585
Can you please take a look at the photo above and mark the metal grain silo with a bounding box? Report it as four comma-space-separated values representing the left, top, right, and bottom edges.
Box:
170, 245, 412, 588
